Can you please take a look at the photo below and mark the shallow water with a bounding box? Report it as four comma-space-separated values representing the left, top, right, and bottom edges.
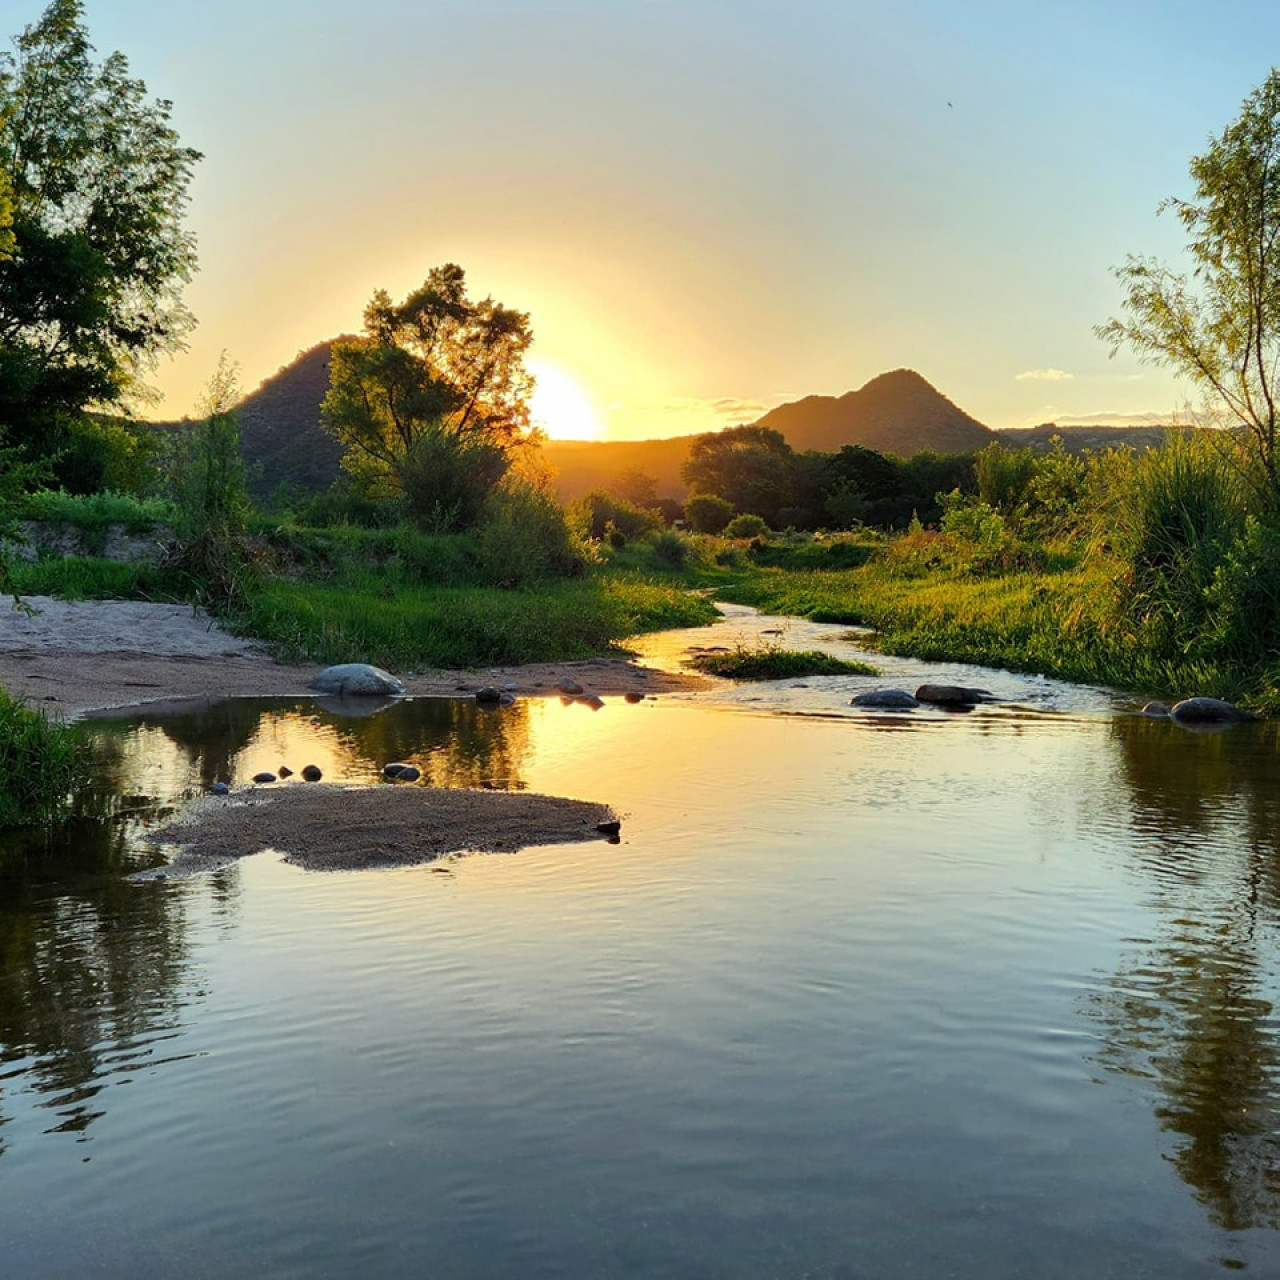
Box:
3, 612, 1280, 1276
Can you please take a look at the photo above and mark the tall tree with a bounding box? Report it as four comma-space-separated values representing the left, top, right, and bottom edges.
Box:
1098, 70, 1280, 504
0, 0, 200, 452
322, 264, 535, 529
680, 424, 796, 525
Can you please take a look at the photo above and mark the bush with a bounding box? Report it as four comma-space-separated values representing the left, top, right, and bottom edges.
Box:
21, 488, 175, 532
475, 480, 585, 586
724, 513, 769, 539
0, 690, 86, 828
684, 492, 734, 534
572, 490, 664, 542
397, 429, 508, 533
649, 529, 691, 569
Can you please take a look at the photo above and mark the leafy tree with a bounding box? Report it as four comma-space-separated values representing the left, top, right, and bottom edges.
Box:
683, 491, 734, 534
612, 466, 658, 508
681, 424, 795, 525
0, 0, 200, 454
1099, 70, 1280, 505
322, 264, 534, 529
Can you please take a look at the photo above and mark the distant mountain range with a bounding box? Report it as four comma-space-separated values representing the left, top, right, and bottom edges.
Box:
155, 344, 1173, 502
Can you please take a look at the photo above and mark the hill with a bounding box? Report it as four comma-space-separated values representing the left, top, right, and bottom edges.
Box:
994, 423, 1177, 454
756, 369, 995, 455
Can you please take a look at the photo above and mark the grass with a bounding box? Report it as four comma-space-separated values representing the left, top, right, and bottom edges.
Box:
686, 643, 878, 680
229, 574, 719, 669
0, 690, 87, 828
9, 556, 182, 601
20, 489, 175, 532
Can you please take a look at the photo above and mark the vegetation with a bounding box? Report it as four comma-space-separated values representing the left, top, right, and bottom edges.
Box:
0, 689, 85, 828
0, 0, 199, 481
686, 643, 877, 680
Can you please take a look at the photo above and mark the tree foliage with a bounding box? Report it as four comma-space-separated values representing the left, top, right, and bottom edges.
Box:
0, 0, 200, 452
681, 425, 795, 525
1099, 69, 1280, 504
322, 264, 534, 529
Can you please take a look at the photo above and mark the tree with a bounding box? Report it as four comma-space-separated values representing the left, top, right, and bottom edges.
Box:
1099, 70, 1280, 505
0, 1, 200, 454
322, 264, 534, 530
681, 424, 796, 525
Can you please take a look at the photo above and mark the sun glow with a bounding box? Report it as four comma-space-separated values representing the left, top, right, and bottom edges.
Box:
528, 360, 606, 441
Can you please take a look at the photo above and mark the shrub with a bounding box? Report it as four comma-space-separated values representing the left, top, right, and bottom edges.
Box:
475, 480, 585, 585
572, 490, 664, 542
724, 513, 769, 539
398, 428, 508, 533
0, 691, 86, 828
684, 492, 734, 534
649, 529, 691, 569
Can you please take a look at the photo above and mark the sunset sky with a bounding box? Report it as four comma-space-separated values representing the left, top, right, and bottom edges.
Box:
66, 0, 1280, 439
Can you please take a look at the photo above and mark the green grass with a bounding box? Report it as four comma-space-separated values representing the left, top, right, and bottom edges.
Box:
0, 690, 87, 828
8, 556, 182, 601
229, 574, 718, 669
686, 644, 878, 680
20, 489, 175, 531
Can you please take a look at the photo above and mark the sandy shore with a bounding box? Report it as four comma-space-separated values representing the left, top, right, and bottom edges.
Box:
0, 595, 707, 719
139, 784, 619, 877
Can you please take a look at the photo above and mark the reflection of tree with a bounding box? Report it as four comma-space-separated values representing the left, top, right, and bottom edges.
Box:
130, 699, 266, 789
0, 740, 221, 1155
1085, 716, 1280, 1230
325, 697, 531, 788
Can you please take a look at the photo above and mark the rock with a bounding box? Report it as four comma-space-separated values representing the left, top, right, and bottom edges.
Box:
595, 820, 622, 837
382, 762, 421, 782
252, 772, 277, 784
474, 687, 503, 704
914, 683, 993, 706
624, 691, 644, 704
301, 764, 323, 782
850, 689, 919, 709
558, 678, 584, 696
277, 766, 294, 778
211, 781, 230, 796
1170, 696, 1252, 725
1139, 701, 1171, 717
310, 663, 406, 697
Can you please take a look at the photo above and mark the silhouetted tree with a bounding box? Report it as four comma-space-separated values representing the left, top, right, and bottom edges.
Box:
681, 425, 796, 525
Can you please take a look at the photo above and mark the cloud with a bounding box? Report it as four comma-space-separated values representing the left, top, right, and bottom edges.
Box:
656, 395, 771, 421
1015, 368, 1073, 382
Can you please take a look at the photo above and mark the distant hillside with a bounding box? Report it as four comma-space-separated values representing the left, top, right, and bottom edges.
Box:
995, 423, 1178, 454
539, 436, 698, 502
757, 369, 995, 456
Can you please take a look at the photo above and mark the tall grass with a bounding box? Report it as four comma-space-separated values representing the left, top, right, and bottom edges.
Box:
232, 575, 717, 669
0, 691, 86, 828
20, 489, 176, 531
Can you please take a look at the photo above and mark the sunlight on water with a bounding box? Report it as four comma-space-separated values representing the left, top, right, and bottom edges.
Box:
5, 620, 1280, 1276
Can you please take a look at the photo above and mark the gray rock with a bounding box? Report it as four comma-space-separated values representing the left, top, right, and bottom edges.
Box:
310, 663, 406, 697
850, 689, 919, 709
1140, 700, 1171, 717
1170, 696, 1252, 725
558, 678, 584, 696
915, 683, 993, 706
211, 781, 230, 796
382, 762, 421, 782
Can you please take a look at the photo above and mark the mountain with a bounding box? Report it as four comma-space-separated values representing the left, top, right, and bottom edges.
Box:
994, 423, 1177, 454
153, 351, 996, 503
756, 368, 995, 456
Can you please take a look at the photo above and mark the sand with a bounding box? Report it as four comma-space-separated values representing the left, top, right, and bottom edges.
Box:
0, 595, 706, 720
139, 784, 619, 877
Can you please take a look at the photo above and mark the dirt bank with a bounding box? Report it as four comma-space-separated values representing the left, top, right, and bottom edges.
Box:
0, 596, 707, 719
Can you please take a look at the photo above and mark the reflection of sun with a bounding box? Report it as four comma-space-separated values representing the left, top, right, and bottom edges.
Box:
528, 360, 605, 441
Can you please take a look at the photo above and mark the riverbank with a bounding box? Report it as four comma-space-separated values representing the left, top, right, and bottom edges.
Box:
0, 596, 709, 720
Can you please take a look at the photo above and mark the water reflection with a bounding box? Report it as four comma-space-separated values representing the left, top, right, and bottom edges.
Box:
1086, 715, 1280, 1231
0, 747, 220, 1153
105, 695, 533, 792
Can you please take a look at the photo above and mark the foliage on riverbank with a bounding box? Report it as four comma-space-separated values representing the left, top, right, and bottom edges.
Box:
685, 643, 877, 680
0, 691, 86, 829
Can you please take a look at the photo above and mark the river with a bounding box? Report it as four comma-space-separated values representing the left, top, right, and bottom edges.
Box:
2, 608, 1279, 1276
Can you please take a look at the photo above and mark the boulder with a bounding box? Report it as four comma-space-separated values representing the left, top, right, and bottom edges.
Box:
310, 663, 406, 697
382, 762, 421, 782
558, 678, 584, 696
1170, 696, 1252, 725
850, 689, 919, 709
915, 683, 993, 706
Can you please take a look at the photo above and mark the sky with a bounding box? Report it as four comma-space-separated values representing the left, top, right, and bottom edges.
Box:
34, 0, 1280, 439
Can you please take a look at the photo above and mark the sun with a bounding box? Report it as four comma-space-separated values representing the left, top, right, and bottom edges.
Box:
528, 360, 605, 441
